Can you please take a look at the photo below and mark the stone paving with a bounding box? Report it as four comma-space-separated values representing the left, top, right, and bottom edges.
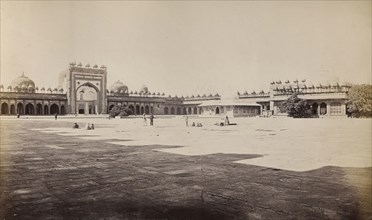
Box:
0, 117, 371, 219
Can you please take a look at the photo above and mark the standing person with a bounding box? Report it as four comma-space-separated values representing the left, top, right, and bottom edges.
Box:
225, 115, 229, 125
150, 114, 154, 126
143, 113, 147, 126
91, 123, 95, 130
185, 116, 189, 127
55, 113, 58, 120
85, 123, 91, 130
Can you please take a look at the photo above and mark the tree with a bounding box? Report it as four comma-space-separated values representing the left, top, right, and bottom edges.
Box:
109, 105, 133, 118
346, 84, 372, 118
280, 93, 312, 118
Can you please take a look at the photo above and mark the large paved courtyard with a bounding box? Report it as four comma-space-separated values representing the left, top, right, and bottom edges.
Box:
0, 116, 371, 219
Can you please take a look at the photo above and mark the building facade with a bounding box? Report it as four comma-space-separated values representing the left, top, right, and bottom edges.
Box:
237, 80, 351, 117
0, 63, 351, 117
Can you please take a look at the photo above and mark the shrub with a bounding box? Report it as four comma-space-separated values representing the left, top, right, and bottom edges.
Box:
346, 84, 372, 118
280, 93, 312, 118
109, 105, 133, 118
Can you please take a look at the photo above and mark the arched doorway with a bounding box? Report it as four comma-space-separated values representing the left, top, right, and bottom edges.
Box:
76, 83, 99, 114
193, 107, 197, 115
25, 103, 34, 115
10, 104, 15, 115
188, 107, 192, 114
44, 105, 49, 115
215, 107, 220, 114
135, 105, 140, 115
61, 105, 66, 115
36, 103, 42, 114
140, 106, 144, 114
17, 103, 24, 114
183, 107, 187, 115
311, 103, 318, 115
150, 106, 154, 114
145, 105, 150, 114
50, 104, 59, 114
176, 107, 181, 115
164, 107, 169, 115
170, 107, 175, 115
320, 103, 327, 115
1, 103, 9, 115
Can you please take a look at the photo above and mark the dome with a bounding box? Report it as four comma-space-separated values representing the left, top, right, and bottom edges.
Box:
109, 80, 128, 93
11, 73, 35, 89
139, 85, 148, 93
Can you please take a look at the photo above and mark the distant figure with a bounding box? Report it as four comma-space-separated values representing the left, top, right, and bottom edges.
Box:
73, 123, 79, 129
197, 123, 203, 127
143, 113, 147, 126
191, 122, 195, 127
225, 115, 229, 125
85, 123, 91, 130
17, 114, 20, 119
149, 114, 154, 126
91, 123, 95, 130
55, 113, 58, 120
185, 117, 189, 127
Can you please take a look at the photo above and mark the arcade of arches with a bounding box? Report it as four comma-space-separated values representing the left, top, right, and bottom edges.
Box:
309, 101, 344, 116
0, 102, 66, 115
107, 103, 201, 116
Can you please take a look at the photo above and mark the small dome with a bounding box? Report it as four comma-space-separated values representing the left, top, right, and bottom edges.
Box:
11, 73, 35, 90
109, 80, 128, 93
139, 85, 148, 93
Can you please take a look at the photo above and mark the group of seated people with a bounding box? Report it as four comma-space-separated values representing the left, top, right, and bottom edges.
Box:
73, 122, 95, 130
191, 122, 203, 127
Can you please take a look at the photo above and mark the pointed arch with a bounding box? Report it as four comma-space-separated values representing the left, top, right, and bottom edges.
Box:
215, 107, 220, 115
25, 103, 35, 115
17, 103, 24, 114
320, 103, 327, 115
36, 103, 43, 114
1, 103, 9, 115
50, 104, 59, 114
140, 106, 144, 114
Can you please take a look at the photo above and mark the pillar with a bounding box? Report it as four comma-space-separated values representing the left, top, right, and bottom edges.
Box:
317, 104, 320, 116
341, 102, 346, 115
326, 103, 331, 116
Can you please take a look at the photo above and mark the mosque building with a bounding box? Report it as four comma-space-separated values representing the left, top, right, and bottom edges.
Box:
0, 62, 351, 117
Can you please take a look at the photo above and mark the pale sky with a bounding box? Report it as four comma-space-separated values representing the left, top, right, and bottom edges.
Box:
1, 1, 371, 97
